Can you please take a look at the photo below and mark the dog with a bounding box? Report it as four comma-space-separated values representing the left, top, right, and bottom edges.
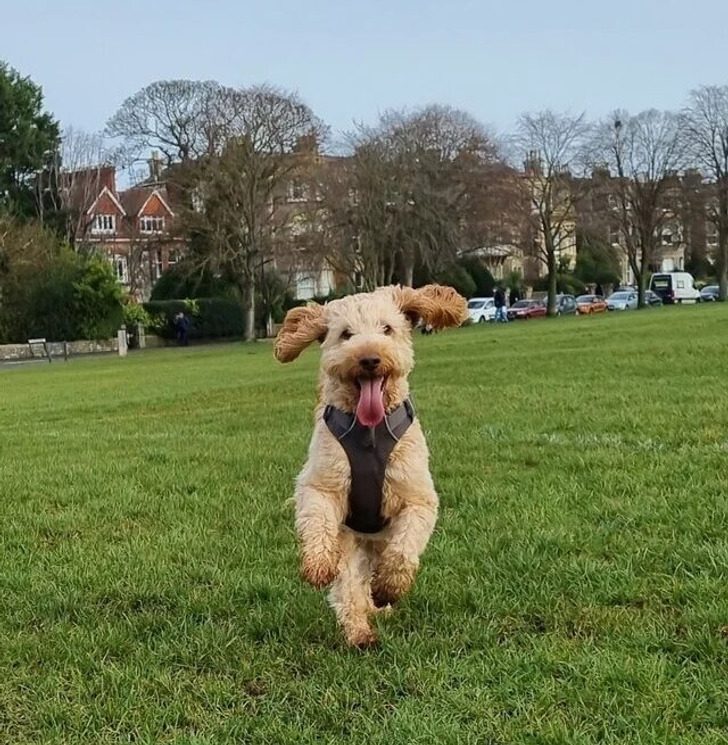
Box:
274, 284, 467, 647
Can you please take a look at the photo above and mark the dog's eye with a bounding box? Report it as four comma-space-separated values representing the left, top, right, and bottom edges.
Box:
340, 329, 353, 341
382, 324, 393, 335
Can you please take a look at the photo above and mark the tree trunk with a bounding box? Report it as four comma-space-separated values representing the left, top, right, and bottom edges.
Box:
402, 249, 414, 287
546, 246, 557, 316
240, 271, 256, 342
718, 241, 728, 301
637, 245, 649, 309
718, 217, 728, 301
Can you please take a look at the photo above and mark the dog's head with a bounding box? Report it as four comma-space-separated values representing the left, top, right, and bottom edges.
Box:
274, 284, 467, 424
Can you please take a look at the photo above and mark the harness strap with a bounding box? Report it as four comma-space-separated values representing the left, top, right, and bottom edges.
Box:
323, 399, 415, 533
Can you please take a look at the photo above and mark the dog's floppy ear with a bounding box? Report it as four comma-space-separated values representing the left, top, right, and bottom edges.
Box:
274, 303, 327, 363
395, 284, 468, 330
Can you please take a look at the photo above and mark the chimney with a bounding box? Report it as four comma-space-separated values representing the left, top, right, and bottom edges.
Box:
148, 151, 162, 182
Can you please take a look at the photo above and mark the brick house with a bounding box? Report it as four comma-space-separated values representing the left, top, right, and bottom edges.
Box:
64, 157, 185, 300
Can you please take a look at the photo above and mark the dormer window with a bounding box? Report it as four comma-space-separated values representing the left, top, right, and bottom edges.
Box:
140, 216, 165, 233
92, 214, 116, 234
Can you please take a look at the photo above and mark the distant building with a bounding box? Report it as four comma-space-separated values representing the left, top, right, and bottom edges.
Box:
62, 154, 185, 300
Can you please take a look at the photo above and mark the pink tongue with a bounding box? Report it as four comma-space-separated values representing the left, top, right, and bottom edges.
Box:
356, 377, 385, 428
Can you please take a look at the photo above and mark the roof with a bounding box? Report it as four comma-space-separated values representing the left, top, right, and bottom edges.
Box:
86, 185, 126, 216
61, 165, 117, 213
461, 244, 521, 259
118, 185, 175, 217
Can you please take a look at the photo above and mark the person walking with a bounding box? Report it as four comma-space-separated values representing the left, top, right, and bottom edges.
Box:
174, 311, 190, 346
494, 286, 508, 323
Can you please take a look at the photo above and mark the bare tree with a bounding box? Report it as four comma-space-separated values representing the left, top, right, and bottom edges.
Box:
53, 127, 116, 246
318, 105, 501, 290
379, 105, 500, 285
105, 80, 243, 165
313, 138, 399, 290
513, 111, 590, 314
176, 85, 325, 341
682, 85, 728, 300
593, 109, 685, 307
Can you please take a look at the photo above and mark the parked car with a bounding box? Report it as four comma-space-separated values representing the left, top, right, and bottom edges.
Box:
644, 289, 663, 307
649, 272, 700, 304
554, 294, 578, 316
607, 291, 638, 311
700, 284, 720, 302
507, 299, 547, 320
467, 297, 496, 323
576, 294, 607, 314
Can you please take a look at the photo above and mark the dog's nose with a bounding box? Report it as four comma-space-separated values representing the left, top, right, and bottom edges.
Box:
359, 356, 381, 372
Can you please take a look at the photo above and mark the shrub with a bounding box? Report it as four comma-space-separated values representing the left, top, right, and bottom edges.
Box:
143, 298, 244, 339
122, 301, 152, 329
456, 256, 496, 297
150, 265, 236, 301
433, 263, 477, 299
71, 255, 124, 339
0, 247, 123, 342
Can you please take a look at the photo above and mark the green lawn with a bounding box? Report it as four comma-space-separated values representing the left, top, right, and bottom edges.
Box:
2, 306, 727, 744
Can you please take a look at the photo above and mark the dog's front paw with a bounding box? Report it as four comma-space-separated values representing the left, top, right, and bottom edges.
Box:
372, 557, 417, 607
300, 550, 339, 589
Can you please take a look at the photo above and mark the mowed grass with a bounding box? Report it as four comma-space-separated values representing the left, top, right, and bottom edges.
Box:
1, 306, 728, 744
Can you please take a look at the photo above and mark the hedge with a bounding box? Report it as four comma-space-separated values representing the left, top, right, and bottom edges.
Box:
0, 250, 124, 344
143, 298, 244, 339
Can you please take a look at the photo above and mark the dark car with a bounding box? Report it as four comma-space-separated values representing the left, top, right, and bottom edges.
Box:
507, 299, 547, 320
700, 285, 720, 302
554, 294, 577, 316
644, 290, 663, 307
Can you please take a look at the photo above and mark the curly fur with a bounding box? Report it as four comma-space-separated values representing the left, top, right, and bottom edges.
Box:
275, 284, 467, 647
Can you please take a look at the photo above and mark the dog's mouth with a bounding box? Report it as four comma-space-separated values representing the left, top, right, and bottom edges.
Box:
354, 376, 386, 428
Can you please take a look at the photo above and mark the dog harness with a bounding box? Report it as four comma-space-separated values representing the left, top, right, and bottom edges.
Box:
323, 399, 415, 534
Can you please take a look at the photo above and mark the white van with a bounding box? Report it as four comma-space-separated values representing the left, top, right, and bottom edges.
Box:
649, 272, 700, 304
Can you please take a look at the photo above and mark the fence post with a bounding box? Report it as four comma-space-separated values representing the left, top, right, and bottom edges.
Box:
117, 326, 128, 357
136, 322, 146, 349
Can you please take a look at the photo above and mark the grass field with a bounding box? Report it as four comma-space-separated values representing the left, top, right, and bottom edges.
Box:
2, 305, 728, 744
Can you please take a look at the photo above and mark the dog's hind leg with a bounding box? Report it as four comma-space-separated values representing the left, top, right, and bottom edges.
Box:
371, 500, 437, 608
328, 531, 378, 648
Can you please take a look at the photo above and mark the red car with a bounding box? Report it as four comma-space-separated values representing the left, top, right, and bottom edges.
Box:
507, 299, 547, 320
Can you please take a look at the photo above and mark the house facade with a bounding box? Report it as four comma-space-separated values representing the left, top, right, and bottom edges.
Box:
63, 157, 185, 300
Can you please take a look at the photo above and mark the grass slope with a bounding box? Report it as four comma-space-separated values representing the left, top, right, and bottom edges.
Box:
1, 306, 727, 743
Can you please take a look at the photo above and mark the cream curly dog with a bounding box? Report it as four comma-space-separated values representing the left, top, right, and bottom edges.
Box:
274, 284, 467, 647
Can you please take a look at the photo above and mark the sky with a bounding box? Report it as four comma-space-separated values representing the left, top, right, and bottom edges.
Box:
4, 0, 728, 143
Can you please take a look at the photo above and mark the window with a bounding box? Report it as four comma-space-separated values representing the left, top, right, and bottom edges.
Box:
113, 255, 128, 283
92, 214, 116, 234
295, 272, 316, 300
287, 179, 308, 202
191, 188, 204, 212
152, 250, 163, 281
139, 215, 165, 233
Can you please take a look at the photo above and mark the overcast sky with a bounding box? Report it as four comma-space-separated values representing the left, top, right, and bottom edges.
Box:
4, 0, 728, 140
